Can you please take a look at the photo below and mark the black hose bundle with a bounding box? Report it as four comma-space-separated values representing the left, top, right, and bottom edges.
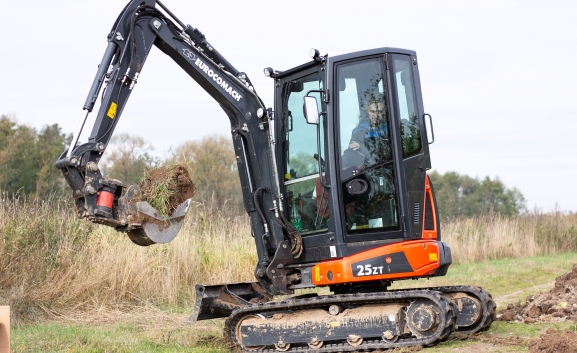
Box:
253, 187, 303, 258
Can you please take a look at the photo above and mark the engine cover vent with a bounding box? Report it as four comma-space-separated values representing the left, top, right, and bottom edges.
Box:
413, 203, 420, 224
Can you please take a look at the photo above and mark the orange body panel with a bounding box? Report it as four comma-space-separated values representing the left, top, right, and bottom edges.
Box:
312, 239, 440, 286
312, 174, 442, 287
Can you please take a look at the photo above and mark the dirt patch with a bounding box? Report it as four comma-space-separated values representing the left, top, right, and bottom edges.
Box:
528, 328, 577, 353
138, 164, 195, 218
497, 264, 577, 324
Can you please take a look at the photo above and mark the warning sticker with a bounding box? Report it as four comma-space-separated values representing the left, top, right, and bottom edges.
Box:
107, 102, 117, 119
429, 253, 438, 261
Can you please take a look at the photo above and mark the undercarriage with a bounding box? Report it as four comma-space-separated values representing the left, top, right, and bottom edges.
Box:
191, 283, 495, 352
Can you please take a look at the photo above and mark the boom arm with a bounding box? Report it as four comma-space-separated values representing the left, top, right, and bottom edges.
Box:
56, 0, 299, 295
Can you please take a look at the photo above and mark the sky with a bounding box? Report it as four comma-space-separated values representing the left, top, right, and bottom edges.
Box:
1, 0, 576, 212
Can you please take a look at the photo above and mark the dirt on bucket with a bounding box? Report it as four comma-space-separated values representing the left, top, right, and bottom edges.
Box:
138, 164, 196, 219
497, 264, 577, 324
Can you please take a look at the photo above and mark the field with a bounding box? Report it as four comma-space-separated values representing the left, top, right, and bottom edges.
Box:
1, 197, 577, 352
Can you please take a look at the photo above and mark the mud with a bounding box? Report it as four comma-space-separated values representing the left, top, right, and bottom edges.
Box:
139, 164, 195, 214
497, 264, 577, 324
528, 329, 577, 353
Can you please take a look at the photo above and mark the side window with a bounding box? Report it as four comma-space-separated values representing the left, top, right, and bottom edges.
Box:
283, 72, 327, 234
393, 56, 422, 158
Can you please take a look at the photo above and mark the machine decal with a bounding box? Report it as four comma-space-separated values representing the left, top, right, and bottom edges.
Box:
107, 102, 117, 119
182, 48, 196, 61
429, 253, 438, 261
351, 252, 413, 277
194, 58, 242, 102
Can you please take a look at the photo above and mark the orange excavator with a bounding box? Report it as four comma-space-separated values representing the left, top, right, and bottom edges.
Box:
56, 1, 495, 350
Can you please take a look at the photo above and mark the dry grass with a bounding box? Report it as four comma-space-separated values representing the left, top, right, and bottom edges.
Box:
0, 195, 255, 323
443, 211, 577, 264
1, 193, 576, 324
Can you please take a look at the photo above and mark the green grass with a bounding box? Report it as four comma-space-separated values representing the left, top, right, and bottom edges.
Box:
390, 251, 577, 308
10, 253, 577, 352
12, 321, 229, 353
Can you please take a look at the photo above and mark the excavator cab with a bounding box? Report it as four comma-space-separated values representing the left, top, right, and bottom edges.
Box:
274, 49, 445, 284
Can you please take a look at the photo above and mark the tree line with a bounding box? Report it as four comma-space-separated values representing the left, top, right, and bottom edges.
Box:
0, 114, 525, 218
428, 171, 526, 219
0, 115, 243, 210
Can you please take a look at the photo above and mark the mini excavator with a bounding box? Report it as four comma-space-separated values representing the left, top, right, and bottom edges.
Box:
56, 1, 496, 351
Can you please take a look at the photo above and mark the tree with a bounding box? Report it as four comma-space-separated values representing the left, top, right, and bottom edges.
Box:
168, 135, 242, 211
0, 116, 37, 195
35, 124, 72, 198
429, 170, 526, 219
0, 115, 71, 198
100, 133, 159, 185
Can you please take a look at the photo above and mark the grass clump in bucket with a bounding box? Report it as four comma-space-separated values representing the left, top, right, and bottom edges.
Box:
138, 164, 195, 220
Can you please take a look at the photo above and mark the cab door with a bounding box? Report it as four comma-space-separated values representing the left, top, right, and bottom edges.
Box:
335, 56, 402, 243
335, 53, 430, 243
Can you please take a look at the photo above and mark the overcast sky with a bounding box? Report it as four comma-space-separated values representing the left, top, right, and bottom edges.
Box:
1, 0, 576, 212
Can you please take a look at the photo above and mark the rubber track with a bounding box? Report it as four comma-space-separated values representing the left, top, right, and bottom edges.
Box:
224, 290, 456, 352
435, 286, 496, 334
384, 285, 495, 335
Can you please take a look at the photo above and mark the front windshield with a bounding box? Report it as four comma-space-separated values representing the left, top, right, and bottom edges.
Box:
337, 58, 399, 234
338, 59, 392, 175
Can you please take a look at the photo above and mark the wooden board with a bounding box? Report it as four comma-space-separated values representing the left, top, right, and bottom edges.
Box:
0, 306, 9, 353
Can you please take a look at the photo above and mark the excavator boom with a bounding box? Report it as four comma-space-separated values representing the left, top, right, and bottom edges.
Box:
55, 0, 289, 262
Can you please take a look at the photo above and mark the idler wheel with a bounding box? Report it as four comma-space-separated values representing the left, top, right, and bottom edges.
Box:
453, 296, 482, 327
405, 300, 440, 338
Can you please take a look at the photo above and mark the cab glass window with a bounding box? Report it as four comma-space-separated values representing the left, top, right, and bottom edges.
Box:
392, 56, 422, 158
283, 72, 327, 234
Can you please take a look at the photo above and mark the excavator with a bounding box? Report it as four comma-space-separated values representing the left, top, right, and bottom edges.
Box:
55, 0, 496, 351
